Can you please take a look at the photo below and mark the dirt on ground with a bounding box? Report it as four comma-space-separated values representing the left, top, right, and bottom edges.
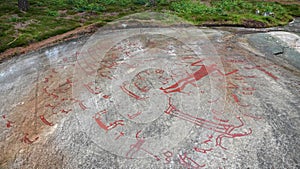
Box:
0, 23, 100, 63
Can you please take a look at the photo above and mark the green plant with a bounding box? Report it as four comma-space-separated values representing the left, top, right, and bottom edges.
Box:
67, 0, 105, 12
9, 17, 19, 22
47, 10, 59, 16
132, 0, 148, 5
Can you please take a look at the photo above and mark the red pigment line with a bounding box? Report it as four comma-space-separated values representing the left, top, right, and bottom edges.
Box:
161, 64, 210, 92
241, 91, 253, 95
168, 103, 226, 130
127, 111, 142, 119
103, 95, 110, 99
66, 78, 76, 85
84, 82, 101, 95
216, 127, 253, 149
40, 115, 54, 126
50, 93, 59, 99
224, 69, 239, 76
242, 87, 256, 91
213, 116, 229, 123
54, 87, 69, 94
190, 59, 205, 66
45, 102, 62, 114
45, 103, 56, 110
2, 115, 14, 128
174, 113, 228, 134
115, 131, 125, 140
256, 67, 278, 80
134, 82, 150, 93
93, 113, 108, 131
165, 100, 252, 149
161, 64, 232, 94
70, 98, 87, 110
98, 70, 113, 80
107, 120, 124, 130
126, 139, 145, 159
77, 100, 88, 110
166, 99, 252, 149
167, 105, 227, 133
194, 147, 213, 154
231, 93, 250, 107
120, 83, 148, 100
158, 76, 169, 85
140, 147, 160, 161
42, 87, 51, 96
45, 103, 56, 109
43, 87, 59, 99
181, 55, 199, 60
201, 135, 213, 144
6, 120, 13, 128
61, 109, 72, 114
232, 93, 240, 103
21, 133, 39, 144
208, 98, 219, 103
164, 98, 178, 114
202, 139, 212, 144
165, 99, 227, 133
227, 82, 239, 89
215, 69, 238, 77
155, 69, 164, 74
126, 130, 147, 159
215, 117, 252, 150
136, 130, 143, 139
211, 109, 225, 115
163, 150, 173, 164
100, 60, 118, 69
179, 153, 206, 168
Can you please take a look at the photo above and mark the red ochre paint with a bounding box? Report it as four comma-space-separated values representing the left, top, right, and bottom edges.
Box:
84, 82, 102, 95
127, 111, 142, 119
160, 63, 238, 94
194, 147, 213, 154
40, 115, 54, 126
165, 98, 252, 150
21, 133, 39, 144
178, 152, 206, 168
120, 82, 148, 100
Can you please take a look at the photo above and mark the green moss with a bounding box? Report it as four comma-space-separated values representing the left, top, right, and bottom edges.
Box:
281, 4, 300, 16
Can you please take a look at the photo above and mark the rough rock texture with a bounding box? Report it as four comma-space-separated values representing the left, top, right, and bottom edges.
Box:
0, 13, 299, 169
